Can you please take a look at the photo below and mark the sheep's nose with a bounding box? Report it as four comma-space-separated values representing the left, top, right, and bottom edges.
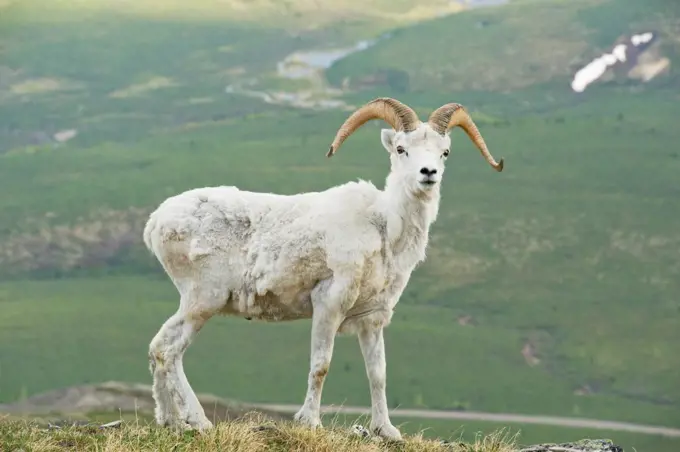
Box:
420, 167, 437, 176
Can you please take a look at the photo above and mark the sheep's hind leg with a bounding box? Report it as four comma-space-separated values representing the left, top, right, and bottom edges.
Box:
149, 321, 176, 427
149, 300, 217, 431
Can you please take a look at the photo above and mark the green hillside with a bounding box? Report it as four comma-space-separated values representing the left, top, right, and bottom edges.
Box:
1, 0, 460, 26
1, 0, 679, 451
326, 0, 680, 94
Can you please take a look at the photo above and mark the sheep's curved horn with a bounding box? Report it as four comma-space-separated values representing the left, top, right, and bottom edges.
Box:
428, 103, 504, 172
327, 97, 420, 157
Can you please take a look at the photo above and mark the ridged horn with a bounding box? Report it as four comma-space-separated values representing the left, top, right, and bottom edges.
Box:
428, 103, 504, 172
327, 97, 420, 157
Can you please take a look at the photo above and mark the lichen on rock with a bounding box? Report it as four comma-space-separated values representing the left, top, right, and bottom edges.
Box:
520, 439, 624, 452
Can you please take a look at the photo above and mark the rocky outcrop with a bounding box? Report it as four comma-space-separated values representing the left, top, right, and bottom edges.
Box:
0, 381, 290, 422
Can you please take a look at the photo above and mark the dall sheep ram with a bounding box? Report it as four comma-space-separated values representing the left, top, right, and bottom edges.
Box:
143, 97, 504, 440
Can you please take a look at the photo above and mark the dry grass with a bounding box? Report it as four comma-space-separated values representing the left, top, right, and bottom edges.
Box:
424, 237, 494, 288
0, 207, 150, 274
108, 76, 179, 99
6, 77, 83, 96
0, 415, 518, 452
15, 0, 458, 29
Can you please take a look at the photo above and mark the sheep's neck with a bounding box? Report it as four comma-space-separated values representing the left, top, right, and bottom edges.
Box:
380, 173, 440, 257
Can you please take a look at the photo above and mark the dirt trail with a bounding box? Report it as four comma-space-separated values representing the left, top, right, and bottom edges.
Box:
254, 403, 680, 438
3, 382, 678, 438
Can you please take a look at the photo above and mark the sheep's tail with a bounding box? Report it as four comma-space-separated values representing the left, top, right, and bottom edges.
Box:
142, 213, 158, 254
142, 210, 204, 262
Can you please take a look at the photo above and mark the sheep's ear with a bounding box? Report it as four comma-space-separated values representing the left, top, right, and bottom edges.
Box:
380, 129, 396, 153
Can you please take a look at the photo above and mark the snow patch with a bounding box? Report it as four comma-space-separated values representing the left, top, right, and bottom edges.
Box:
571, 31, 663, 93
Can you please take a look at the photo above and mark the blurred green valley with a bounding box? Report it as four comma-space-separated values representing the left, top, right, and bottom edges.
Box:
1, 0, 679, 450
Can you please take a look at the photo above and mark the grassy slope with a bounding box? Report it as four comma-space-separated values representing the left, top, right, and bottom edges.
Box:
0, 0, 462, 154
0, 85, 680, 425
4, 418, 678, 452
2, 273, 677, 423
0, 417, 519, 452
0, 1, 679, 451
1, 0, 459, 27
1, 84, 679, 427
0, 2, 309, 154
326, 0, 680, 93
2, 412, 679, 452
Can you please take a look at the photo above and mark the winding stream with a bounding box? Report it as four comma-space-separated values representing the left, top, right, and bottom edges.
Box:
225, 0, 510, 110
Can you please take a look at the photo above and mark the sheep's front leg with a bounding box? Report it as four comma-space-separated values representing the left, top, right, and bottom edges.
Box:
294, 304, 344, 428
358, 326, 402, 441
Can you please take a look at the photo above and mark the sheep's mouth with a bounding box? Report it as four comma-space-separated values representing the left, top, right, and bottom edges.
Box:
419, 179, 437, 186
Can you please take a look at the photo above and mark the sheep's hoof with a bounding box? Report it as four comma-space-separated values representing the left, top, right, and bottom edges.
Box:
372, 423, 402, 442
155, 418, 171, 428
293, 409, 322, 429
174, 417, 213, 433
191, 418, 214, 432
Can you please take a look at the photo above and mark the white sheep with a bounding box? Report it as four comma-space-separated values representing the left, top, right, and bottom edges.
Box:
143, 97, 504, 440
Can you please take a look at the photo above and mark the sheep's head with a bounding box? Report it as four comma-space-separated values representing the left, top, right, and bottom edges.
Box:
327, 97, 503, 194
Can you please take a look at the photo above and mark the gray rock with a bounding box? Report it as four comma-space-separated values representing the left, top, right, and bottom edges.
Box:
520, 439, 624, 452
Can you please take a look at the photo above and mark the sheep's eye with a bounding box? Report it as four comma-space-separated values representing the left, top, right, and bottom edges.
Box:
396, 146, 407, 155
442, 149, 450, 158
